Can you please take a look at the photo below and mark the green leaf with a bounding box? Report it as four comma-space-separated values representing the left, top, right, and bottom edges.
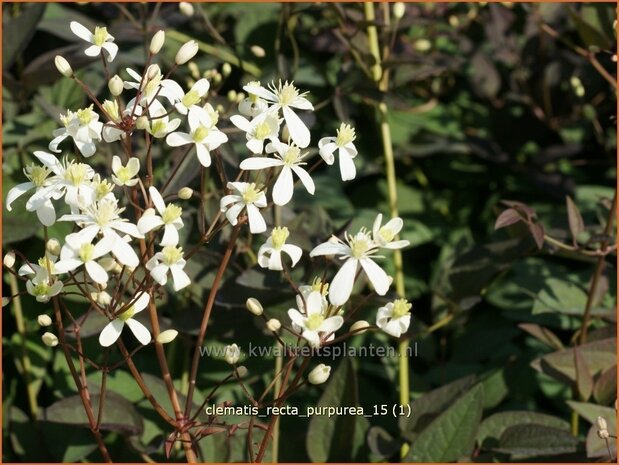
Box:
496, 424, 580, 458
405, 383, 484, 462
566, 401, 616, 430
569, 8, 613, 49
3, 3, 46, 69
574, 347, 593, 401
518, 323, 564, 350
566, 196, 585, 243
593, 364, 616, 406
586, 423, 616, 459
532, 277, 609, 316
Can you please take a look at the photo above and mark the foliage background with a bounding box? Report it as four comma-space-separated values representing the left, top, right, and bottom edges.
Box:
2, 2, 617, 462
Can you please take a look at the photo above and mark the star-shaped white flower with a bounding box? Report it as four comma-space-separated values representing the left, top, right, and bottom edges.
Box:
53, 233, 112, 284
372, 214, 410, 249
220, 182, 267, 234
124, 65, 183, 106
70, 21, 118, 62
243, 80, 313, 148
111, 156, 140, 187
6, 161, 56, 226
376, 298, 412, 337
240, 140, 315, 206
99, 292, 151, 347
26, 268, 63, 303
288, 290, 343, 347
257, 227, 302, 271
138, 186, 184, 246
145, 245, 191, 291
49, 106, 104, 158
318, 123, 358, 181
310, 230, 391, 306
174, 78, 210, 115
230, 110, 281, 154
238, 81, 268, 117
145, 99, 181, 139
166, 106, 228, 167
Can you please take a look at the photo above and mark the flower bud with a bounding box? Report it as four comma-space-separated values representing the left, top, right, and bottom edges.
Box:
246, 297, 263, 316
596, 416, 608, 431
351, 320, 370, 334
250, 45, 266, 58
42, 332, 59, 347
175, 40, 199, 65
2, 297, 10, 307
157, 329, 179, 344
178, 187, 193, 200
46, 238, 61, 256
222, 63, 232, 77
227, 90, 237, 102
37, 314, 53, 327
236, 365, 248, 377
91, 291, 112, 306
179, 2, 194, 17
598, 429, 610, 439
108, 75, 124, 96
188, 62, 200, 80
3, 251, 15, 269
308, 364, 331, 385
147, 64, 161, 80
150, 30, 165, 54
224, 343, 240, 364
54, 55, 73, 77
393, 2, 406, 19
136, 116, 150, 130
266, 318, 281, 332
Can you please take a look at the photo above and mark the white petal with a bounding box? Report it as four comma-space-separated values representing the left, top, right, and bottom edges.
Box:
359, 258, 390, 295
229, 114, 252, 133
99, 319, 124, 347
246, 138, 264, 154
6, 182, 34, 211
305, 291, 324, 315
319, 315, 344, 334
246, 204, 267, 234
84, 45, 102, 57
288, 309, 306, 328
149, 264, 169, 286
53, 258, 82, 274
102, 42, 118, 62
112, 221, 143, 238
383, 240, 410, 250
291, 96, 314, 111
195, 143, 211, 167
70, 21, 94, 42
36, 200, 57, 226
48, 133, 68, 153
126, 319, 151, 345
244, 85, 277, 102
317, 139, 336, 165
329, 258, 358, 306
272, 166, 294, 206
282, 244, 302, 267
309, 241, 349, 257
137, 214, 164, 234
283, 106, 310, 148
267, 249, 283, 270
85, 261, 108, 284
148, 186, 166, 214
166, 132, 193, 147
291, 166, 315, 194
372, 214, 383, 237
109, 233, 139, 267
132, 292, 151, 313
192, 78, 210, 96
239, 157, 282, 170
224, 202, 244, 226
338, 148, 357, 181
170, 265, 191, 291
160, 224, 180, 247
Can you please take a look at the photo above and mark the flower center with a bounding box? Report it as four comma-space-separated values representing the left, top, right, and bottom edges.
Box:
79, 243, 95, 262
335, 123, 356, 146
102, 100, 120, 122
93, 26, 109, 47
76, 106, 96, 125
392, 298, 412, 318
283, 146, 301, 165
118, 304, 135, 322
150, 119, 167, 136
60, 111, 74, 128
349, 234, 371, 259
93, 175, 114, 200
193, 124, 210, 142
182, 89, 201, 107
33, 281, 51, 296
306, 313, 325, 331
379, 226, 396, 243
25, 164, 50, 187
162, 204, 182, 224
93, 200, 119, 226
65, 163, 90, 186
254, 121, 272, 141
37, 257, 56, 273
162, 245, 183, 265
271, 227, 289, 249
278, 83, 299, 106
311, 278, 329, 296
242, 183, 262, 204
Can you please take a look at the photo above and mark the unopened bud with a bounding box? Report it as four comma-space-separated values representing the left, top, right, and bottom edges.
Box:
108, 75, 124, 96
3, 251, 15, 268
250, 45, 265, 58
91, 291, 112, 306
2, 297, 10, 307
308, 364, 331, 385
175, 40, 199, 65
42, 332, 59, 347
157, 329, 178, 344
37, 314, 53, 327
596, 416, 608, 431
188, 62, 200, 80
246, 297, 263, 316
147, 64, 161, 80
178, 187, 193, 200
393, 2, 406, 19
227, 90, 237, 102
266, 319, 281, 332
598, 429, 610, 439
351, 320, 370, 334
46, 238, 61, 256
224, 343, 240, 364
54, 55, 73, 77
179, 2, 194, 17
150, 30, 165, 54
136, 116, 150, 130
222, 63, 232, 77
236, 365, 248, 377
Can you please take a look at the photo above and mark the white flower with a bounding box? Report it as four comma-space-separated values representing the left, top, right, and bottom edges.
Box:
26, 268, 63, 303
243, 80, 313, 148
376, 298, 412, 338
70, 21, 118, 62
230, 110, 281, 154
310, 230, 390, 306
6, 161, 56, 225
257, 227, 302, 271
144, 99, 181, 139
240, 140, 315, 206
18, 255, 57, 277
173, 79, 210, 115
224, 344, 241, 364
101, 99, 142, 143
238, 81, 268, 117
124, 65, 184, 106
287, 290, 343, 347
59, 198, 143, 267
145, 245, 191, 291
49, 106, 103, 158
99, 292, 151, 347
91, 174, 116, 202
111, 156, 140, 187
220, 182, 267, 234
166, 106, 228, 167
318, 123, 358, 181
372, 214, 410, 249
138, 187, 184, 246
53, 233, 112, 284
308, 364, 331, 385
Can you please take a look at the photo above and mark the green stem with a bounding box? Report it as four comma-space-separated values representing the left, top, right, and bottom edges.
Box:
363, 2, 409, 459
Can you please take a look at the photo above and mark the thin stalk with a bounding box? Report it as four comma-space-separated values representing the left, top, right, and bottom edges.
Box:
363, 2, 409, 459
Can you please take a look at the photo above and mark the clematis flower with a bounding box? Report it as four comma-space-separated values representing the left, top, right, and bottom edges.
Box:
70, 21, 118, 62
111, 156, 140, 187
26, 268, 63, 303
220, 182, 267, 234
230, 110, 281, 154
49, 106, 103, 158
101, 99, 142, 143
6, 162, 56, 226
310, 230, 391, 306
318, 123, 358, 181
243, 80, 313, 148
287, 290, 343, 347
137, 187, 183, 246
124, 65, 183, 106
257, 227, 302, 271
239, 140, 314, 206
166, 106, 228, 167
173, 78, 210, 115
99, 292, 151, 347
19, 255, 58, 278
54, 233, 112, 284
376, 298, 412, 338
238, 81, 268, 117
372, 214, 410, 249
91, 174, 116, 202
145, 245, 191, 291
